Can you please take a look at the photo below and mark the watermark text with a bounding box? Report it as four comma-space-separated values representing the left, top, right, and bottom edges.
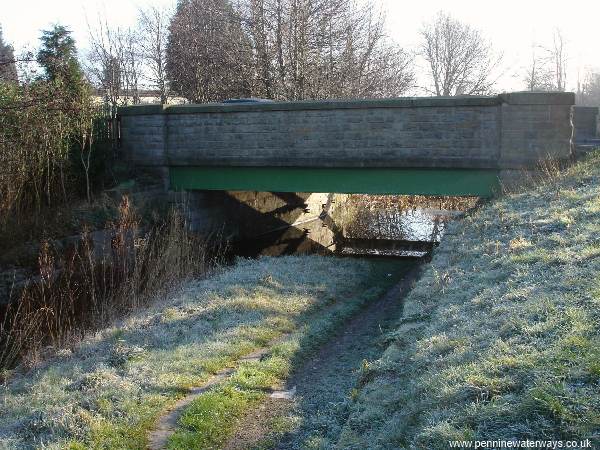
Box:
448, 439, 592, 449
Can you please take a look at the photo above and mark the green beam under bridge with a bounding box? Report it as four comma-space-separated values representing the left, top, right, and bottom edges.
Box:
169, 167, 501, 197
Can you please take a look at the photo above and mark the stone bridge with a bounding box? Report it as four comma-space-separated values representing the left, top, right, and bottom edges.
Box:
118, 91, 575, 197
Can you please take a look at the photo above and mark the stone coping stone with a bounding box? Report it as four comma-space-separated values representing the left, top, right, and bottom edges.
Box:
118, 96, 500, 116
118, 92, 575, 116
498, 91, 575, 105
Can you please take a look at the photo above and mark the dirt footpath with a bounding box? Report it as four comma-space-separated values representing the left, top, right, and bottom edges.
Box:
224, 263, 422, 450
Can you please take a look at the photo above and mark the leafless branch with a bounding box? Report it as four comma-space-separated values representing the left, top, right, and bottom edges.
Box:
420, 11, 501, 96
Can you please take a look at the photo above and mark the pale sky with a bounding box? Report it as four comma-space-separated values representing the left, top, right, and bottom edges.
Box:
2, 0, 599, 94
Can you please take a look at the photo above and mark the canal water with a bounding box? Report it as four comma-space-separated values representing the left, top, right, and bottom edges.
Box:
0, 192, 477, 371
232, 194, 477, 258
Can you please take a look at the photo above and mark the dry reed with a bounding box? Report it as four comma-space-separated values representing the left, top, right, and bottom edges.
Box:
0, 196, 222, 374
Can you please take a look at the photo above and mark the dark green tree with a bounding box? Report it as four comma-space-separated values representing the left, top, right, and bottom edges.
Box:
36, 25, 102, 203
0, 25, 18, 82
37, 24, 84, 86
166, 0, 253, 102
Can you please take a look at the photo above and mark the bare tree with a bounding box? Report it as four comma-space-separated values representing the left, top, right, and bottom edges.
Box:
524, 41, 554, 91
522, 29, 568, 92
73, 89, 97, 203
547, 28, 567, 92
166, 0, 253, 103
86, 17, 142, 108
420, 11, 501, 96
165, 0, 412, 103
577, 69, 600, 106
243, 0, 274, 98
240, 0, 413, 100
119, 29, 142, 104
137, 6, 171, 104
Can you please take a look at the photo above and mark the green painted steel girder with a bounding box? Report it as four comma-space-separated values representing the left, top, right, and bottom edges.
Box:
170, 166, 500, 197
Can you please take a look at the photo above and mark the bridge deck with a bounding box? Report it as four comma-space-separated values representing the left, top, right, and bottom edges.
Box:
169, 167, 500, 197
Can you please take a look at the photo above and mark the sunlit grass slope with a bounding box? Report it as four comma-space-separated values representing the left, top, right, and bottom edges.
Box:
339, 152, 600, 449
0, 256, 404, 449
168, 258, 413, 450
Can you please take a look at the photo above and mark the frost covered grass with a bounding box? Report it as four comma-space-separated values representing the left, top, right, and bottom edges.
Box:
338, 152, 600, 449
167, 258, 408, 449
0, 255, 388, 449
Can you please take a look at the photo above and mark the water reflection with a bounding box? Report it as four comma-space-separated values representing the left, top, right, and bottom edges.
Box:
341, 207, 450, 242
330, 195, 477, 257
232, 193, 478, 258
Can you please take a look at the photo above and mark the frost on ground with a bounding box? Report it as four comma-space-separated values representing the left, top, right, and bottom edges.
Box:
338, 152, 600, 449
0, 255, 371, 449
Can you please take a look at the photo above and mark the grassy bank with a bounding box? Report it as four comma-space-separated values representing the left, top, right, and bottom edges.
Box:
0, 255, 405, 449
338, 152, 600, 449
168, 259, 414, 450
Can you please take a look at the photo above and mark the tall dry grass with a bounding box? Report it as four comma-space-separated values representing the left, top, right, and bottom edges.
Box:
0, 196, 223, 373
499, 156, 568, 195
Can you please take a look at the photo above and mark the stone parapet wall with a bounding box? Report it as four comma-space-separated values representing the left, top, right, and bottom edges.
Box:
119, 92, 574, 171
573, 106, 599, 141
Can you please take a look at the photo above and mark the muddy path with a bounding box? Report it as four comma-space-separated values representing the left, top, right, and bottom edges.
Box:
224, 262, 423, 450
